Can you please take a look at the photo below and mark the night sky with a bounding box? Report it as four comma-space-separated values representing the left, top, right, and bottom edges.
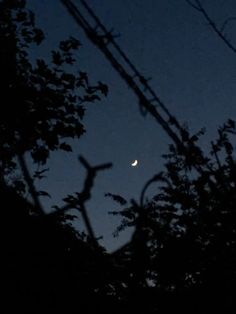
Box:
27, 0, 236, 251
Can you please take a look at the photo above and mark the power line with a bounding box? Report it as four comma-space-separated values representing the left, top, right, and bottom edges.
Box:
60, 0, 184, 149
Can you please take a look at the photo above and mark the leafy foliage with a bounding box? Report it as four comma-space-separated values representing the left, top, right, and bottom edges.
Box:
111, 121, 236, 312
1, 2, 117, 312
0, 0, 108, 180
2, 1, 236, 313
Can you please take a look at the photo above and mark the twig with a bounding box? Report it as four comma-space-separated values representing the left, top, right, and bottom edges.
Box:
18, 154, 44, 215
220, 17, 236, 32
140, 173, 164, 207
186, 0, 236, 55
185, 0, 201, 11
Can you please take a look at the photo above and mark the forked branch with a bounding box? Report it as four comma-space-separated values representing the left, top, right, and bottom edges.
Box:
186, 0, 236, 55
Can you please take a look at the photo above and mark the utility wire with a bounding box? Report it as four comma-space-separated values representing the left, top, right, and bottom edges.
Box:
60, 0, 184, 149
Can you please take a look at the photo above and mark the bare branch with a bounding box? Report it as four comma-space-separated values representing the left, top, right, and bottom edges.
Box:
18, 154, 44, 215
220, 17, 236, 32
140, 173, 164, 207
187, 0, 236, 55
185, 0, 201, 12
50, 156, 112, 245
79, 155, 90, 170
78, 156, 112, 243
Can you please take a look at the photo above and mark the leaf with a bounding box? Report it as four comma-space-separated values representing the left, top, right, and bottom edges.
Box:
52, 50, 63, 66
13, 180, 26, 194
59, 37, 81, 52
77, 106, 85, 119
105, 193, 127, 205
228, 119, 235, 128
33, 28, 44, 45
98, 81, 108, 96
16, 11, 27, 22
31, 147, 49, 164
79, 71, 88, 85
36, 190, 51, 198
83, 94, 101, 102
224, 141, 233, 154
33, 168, 49, 179
60, 142, 72, 152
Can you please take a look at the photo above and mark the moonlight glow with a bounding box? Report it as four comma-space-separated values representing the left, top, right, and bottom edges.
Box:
131, 159, 138, 167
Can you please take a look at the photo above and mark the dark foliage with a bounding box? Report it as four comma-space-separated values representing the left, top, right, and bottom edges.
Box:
0, 0, 107, 180
2, 183, 124, 313
2, 1, 236, 313
0, 1, 116, 312
112, 121, 236, 313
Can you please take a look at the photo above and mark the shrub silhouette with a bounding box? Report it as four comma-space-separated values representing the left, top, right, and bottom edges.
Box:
111, 121, 236, 313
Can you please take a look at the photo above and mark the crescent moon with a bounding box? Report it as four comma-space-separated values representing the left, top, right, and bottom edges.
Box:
131, 159, 138, 167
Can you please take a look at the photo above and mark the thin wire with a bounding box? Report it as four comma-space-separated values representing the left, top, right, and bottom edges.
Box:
60, 0, 183, 149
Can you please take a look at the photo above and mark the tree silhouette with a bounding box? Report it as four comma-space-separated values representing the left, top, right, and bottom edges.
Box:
2, 1, 236, 313
0, 0, 107, 187
110, 121, 236, 313
1, 1, 118, 312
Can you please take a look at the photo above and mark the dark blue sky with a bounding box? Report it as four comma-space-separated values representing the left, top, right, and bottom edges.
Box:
28, 0, 236, 250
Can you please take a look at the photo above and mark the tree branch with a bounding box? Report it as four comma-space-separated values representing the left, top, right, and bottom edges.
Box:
186, 0, 236, 55
220, 17, 236, 32
50, 156, 112, 245
18, 154, 44, 215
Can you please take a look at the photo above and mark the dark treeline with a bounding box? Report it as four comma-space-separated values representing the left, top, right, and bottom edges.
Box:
1, 1, 236, 313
